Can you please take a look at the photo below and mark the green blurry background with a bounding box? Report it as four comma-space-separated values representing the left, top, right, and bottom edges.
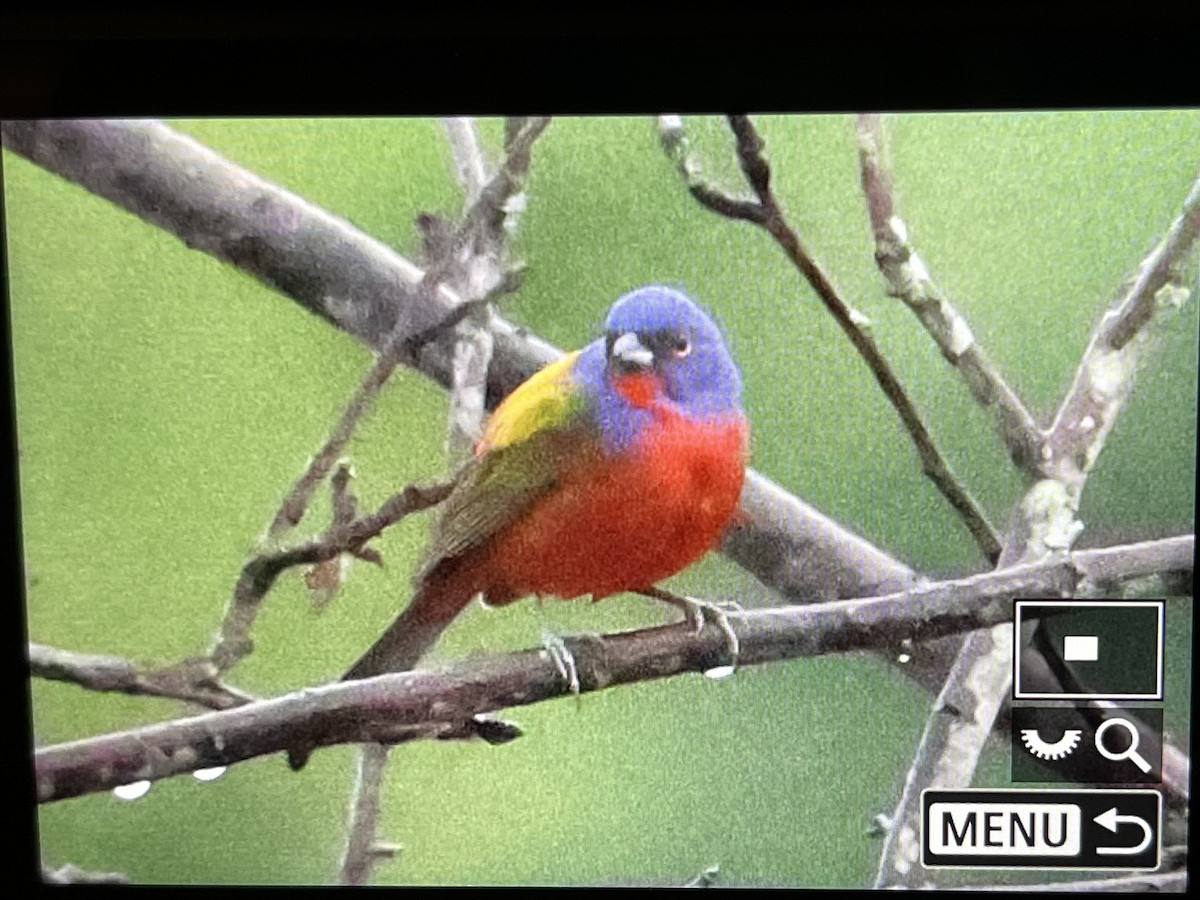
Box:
7, 113, 1197, 886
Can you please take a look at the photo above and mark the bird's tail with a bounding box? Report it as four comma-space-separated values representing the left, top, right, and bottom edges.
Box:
341, 576, 470, 681
286, 569, 478, 771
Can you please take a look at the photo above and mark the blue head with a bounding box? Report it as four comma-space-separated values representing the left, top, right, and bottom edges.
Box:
574, 285, 743, 453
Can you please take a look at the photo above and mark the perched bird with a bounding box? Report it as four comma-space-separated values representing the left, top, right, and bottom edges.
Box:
288, 285, 747, 768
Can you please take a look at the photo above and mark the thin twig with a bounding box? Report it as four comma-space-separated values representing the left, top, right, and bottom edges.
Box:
232, 350, 402, 690
210, 479, 455, 673
440, 116, 496, 463
855, 113, 1043, 471
435, 116, 547, 457
1040, 169, 1200, 494
873, 169, 1200, 889
33, 534, 1191, 804
658, 115, 767, 223
29, 643, 255, 710
267, 353, 400, 538
338, 743, 395, 885
442, 117, 489, 204
421, 116, 550, 297
303, 464, 382, 610
660, 114, 1002, 563
1005, 171, 1200, 567
738, 114, 1004, 562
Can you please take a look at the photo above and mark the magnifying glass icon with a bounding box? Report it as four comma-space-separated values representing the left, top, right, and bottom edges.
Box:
1095, 717, 1152, 773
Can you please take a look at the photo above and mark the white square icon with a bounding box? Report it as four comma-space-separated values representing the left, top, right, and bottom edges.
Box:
1013, 600, 1165, 700
1063, 634, 1099, 662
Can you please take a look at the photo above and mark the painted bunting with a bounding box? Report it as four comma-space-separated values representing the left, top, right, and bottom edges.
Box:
288, 285, 747, 767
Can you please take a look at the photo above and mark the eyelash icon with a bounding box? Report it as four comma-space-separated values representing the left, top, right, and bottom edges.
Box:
1020, 728, 1083, 760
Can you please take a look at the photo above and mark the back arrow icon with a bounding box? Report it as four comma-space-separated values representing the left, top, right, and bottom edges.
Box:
1094, 807, 1153, 855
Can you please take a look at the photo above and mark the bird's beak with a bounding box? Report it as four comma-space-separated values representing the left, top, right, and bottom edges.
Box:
610, 331, 654, 372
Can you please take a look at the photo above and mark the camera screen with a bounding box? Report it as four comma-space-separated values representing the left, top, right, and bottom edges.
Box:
8, 112, 1194, 888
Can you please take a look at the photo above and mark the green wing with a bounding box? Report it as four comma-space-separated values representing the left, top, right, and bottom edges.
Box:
414, 356, 596, 583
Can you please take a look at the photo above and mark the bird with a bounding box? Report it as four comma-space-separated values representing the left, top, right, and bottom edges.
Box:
288, 285, 747, 768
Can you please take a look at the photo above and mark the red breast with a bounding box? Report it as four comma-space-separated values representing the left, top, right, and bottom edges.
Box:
478, 407, 748, 603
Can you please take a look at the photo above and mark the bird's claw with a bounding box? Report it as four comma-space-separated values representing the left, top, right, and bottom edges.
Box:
657, 592, 742, 672
541, 629, 582, 707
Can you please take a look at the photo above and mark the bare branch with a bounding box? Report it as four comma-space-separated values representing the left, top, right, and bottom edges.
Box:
338, 743, 395, 886
439, 117, 497, 463
0, 119, 464, 353
29, 643, 255, 711
875, 169, 1199, 888
855, 113, 1043, 471
33, 534, 1191, 804
422, 116, 550, 299
660, 114, 1002, 563
442, 117, 489, 204
210, 479, 455, 673
433, 117, 548, 459
1042, 169, 1200, 486
658, 115, 768, 223
447, 312, 495, 458
267, 352, 401, 538
303, 464, 381, 610
872, 624, 1013, 890
335, 117, 551, 884
1004, 170, 1199, 567
738, 114, 1005, 562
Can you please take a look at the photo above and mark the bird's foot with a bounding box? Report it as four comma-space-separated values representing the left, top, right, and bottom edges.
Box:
641, 587, 741, 672
541, 629, 582, 708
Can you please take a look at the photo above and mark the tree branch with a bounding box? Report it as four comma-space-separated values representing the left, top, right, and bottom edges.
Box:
659, 114, 1002, 563
873, 168, 1199, 888
210, 480, 454, 673
433, 116, 548, 458
28, 643, 255, 711
855, 113, 1044, 472
266, 353, 401, 539
872, 624, 1014, 890
658, 115, 767, 223
1042, 167, 1200, 487
33, 534, 1191, 805
337, 743, 396, 886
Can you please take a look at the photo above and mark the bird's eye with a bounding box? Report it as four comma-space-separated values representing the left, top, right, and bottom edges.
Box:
673, 336, 691, 358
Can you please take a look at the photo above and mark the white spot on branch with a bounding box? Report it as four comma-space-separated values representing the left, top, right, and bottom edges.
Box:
849, 308, 873, 329
945, 312, 975, 358
906, 253, 931, 286
1086, 346, 1138, 402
